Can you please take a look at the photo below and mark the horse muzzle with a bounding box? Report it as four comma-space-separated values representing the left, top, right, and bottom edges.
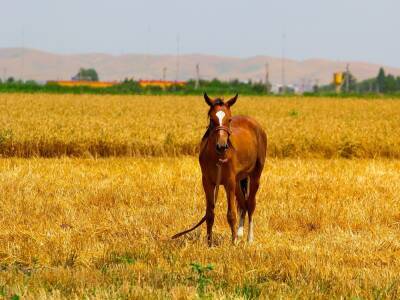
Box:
213, 125, 231, 155
216, 142, 229, 154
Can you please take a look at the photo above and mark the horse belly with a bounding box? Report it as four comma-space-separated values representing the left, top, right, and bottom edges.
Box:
233, 134, 258, 177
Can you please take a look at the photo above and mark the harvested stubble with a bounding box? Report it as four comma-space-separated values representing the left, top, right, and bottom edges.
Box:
1, 93, 400, 158
0, 157, 400, 298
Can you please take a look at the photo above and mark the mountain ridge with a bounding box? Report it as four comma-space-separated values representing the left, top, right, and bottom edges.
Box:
1, 48, 399, 85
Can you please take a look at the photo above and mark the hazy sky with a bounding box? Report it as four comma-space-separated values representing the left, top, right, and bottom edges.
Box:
1, 0, 399, 67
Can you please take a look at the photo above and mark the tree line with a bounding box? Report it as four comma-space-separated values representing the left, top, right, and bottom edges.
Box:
0, 75, 268, 96
1, 67, 400, 96
318, 67, 400, 94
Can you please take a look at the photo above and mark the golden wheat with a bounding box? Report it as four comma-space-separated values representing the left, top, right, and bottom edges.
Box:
1, 157, 400, 298
1, 94, 400, 158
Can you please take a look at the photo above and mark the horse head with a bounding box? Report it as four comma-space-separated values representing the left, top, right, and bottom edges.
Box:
204, 92, 238, 155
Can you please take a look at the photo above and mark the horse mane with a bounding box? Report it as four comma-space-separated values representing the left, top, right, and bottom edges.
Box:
201, 119, 214, 142
213, 98, 225, 106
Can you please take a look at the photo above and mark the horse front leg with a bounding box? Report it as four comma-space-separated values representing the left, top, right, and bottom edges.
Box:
225, 179, 238, 244
202, 176, 215, 247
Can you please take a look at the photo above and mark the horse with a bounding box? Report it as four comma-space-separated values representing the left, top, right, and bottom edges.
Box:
172, 93, 267, 246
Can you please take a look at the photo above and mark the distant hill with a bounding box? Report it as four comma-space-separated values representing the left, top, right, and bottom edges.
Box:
1, 48, 400, 85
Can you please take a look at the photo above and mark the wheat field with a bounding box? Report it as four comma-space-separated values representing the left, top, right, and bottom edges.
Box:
1, 157, 400, 299
1, 94, 400, 158
1, 94, 400, 299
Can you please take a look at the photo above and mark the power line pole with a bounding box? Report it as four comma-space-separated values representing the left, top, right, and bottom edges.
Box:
162, 67, 167, 81
21, 27, 25, 81
281, 33, 286, 94
345, 63, 350, 93
145, 25, 151, 79
314, 78, 319, 93
175, 34, 180, 82
265, 62, 270, 93
195, 63, 200, 89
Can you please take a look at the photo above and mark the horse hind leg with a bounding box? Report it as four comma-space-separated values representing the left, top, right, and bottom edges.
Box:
225, 180, 238, 244
248, 170, 261, 243
236, 177, 249, 238
240, 177, 250, 199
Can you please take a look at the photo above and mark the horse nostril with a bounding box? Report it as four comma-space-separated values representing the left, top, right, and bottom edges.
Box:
216, 143, 228, 152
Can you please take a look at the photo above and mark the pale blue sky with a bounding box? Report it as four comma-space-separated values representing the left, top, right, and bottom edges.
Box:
1, 0, 399, 66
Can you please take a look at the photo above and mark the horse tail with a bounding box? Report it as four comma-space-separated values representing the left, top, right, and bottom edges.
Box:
171, 215, 207, 239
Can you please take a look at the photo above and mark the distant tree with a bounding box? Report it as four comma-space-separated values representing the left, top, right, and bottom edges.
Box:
229, 79, 240, 86
357, 78, 376, 93
25, 80, 38, 85
341, 72, 357, 92
385, 74, 397, 92
6, 77, 15, 83
73, 68, 99, 81
376, 67, 386, 92
251, 81, 266, 93
210, 78, 221, 86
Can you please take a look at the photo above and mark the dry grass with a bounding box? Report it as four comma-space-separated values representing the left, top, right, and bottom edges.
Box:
1, 94, 400, 158
1, 157, 400, 299
1, 94, 400, 298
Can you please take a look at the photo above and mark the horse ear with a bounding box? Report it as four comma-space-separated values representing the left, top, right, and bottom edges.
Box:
227, 93, 238, 107
204, 92, 214, 106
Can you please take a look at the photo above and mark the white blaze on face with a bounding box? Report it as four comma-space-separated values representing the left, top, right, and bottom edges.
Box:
215, 110, 225, 126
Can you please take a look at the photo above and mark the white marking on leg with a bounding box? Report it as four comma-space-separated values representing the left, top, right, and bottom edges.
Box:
237, 212, 244, 237
248, 220, 254, 243
215, 110, 225, 126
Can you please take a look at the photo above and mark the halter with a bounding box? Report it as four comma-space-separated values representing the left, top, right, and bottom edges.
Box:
213, 125, 232, 135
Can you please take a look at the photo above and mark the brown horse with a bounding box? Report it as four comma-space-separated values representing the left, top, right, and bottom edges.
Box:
172, 93, 267, 245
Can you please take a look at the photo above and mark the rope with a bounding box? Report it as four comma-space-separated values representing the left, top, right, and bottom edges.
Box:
171, 158, 227, 239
